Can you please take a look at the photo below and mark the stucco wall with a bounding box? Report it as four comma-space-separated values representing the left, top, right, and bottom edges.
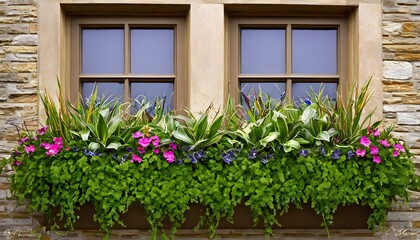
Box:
0, 0, 418, 239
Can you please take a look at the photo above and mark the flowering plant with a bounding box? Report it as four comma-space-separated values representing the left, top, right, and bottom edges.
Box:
2, 81, 419, 240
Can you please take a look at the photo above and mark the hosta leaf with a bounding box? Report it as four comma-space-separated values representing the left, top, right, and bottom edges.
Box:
301, 107, 317, 125
106, 142, 122, 150
173, 128, 195, 145
260, 132, 280, 148
315, 131, 330, 142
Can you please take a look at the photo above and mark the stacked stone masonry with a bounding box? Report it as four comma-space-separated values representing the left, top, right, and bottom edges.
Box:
0, 0, 419, 239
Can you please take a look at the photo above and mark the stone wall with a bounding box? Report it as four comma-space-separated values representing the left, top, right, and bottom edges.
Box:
383, 0, 420, 167
0, 0, 419, 239
0, 0, 40, 237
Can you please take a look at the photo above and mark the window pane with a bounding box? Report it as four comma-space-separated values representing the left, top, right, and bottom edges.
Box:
240, 82, 286, 105
241, 29, 286, 74
131, 29, 174, 74
292, 29, 337, 74
131, 82, 174, 112
82, 82, 124, 104
82, 29, 124, 74
292, 82, 337, 102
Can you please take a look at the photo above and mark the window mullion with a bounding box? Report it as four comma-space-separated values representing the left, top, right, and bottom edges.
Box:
286, 24, 292, 101
124, 24, 130, 103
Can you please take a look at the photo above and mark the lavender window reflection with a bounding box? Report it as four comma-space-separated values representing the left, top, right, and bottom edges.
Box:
131, 82, 174, 113
292, 82, 337, 103
82, 82, 124, 104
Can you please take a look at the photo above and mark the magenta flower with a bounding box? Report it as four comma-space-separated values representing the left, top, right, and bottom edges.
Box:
53, 137, 63, 144
379, 139, 390, 147
150, 136, 160, 147
33, 136, 38, 141
138, 137, 151, 148
24, 145, 35, 154
153, 148, 160, 154
163, 150, 175, 163
137, 146, 146, 154
360, 136, 371, 147
37, 126, 48, 135
392, 150, 400, 157
356, 148, 366, 157
14, 161, 22, 166
18, 137, 29, 145
372, 155, 381, 164
370, 145, 379, 155
394, 144, 405, 153
169, 142, 177, 150
46, 144, 60, 156
132, 131, 143, 139
40, 142, 51, 150
130, 154, 142, 163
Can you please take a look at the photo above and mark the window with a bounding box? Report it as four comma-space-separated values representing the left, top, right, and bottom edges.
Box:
229, 18, 348, 104
71, 17, 186, 111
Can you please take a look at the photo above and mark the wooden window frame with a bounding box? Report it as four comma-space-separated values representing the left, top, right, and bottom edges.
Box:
71, 16, 186, 109
229, 17, 348, 103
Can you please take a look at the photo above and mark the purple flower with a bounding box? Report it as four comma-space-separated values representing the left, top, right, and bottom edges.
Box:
394, 144, 405, 153
37, 126, 48, 135
222, 150, 236, 164
347, 150, 355, 160
138, 137, 151, 148
163, 150, 175, 163
332, 149, 341, 160
356, 148, 366, 157
187, 153, 197, 164
261, 153, 274, 164
18, 137, 29, 145
175, 158, 184, 165
150, 136, 160, 147
370, 145, 379, 155
169, 142, 177, 150
14, 161, 22, 166
304, 99, 312, 106
132, 131, 143, 139
319, 146, 327, 156
298, 149, 309, 158
360, 136, 371, 147
392, 150, 400, 157
372, 155, 381, 164
153, 148, 160, 154
131, 154, 142, 163
379, 139, 390, 147
248, 148, 257, 159
25, 145, 35, 154
137, 146, 146, 154
112, 153, 119, 161
72, 146, 78, 152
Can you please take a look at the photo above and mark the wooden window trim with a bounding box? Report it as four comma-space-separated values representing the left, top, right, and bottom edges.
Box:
229, 17, 348, 103
71, 16, 186, 109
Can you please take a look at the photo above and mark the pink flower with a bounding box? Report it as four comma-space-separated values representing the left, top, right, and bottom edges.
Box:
356, 148, 366, 157
360, 136, 371, 147
169, 142, 177, 150
372, 155, 381, 164
24, 145, 35, 154
138, 137, 151, 148
370, 145, 379, 155
392, 150, 400, 157
394, 144, 405, 153
153, 148, 160, 154
150, 136, 160, 147
40, 142, 51, 150
132, 131, 143, 139
368, 127, 380, 137
163, 150, 175, 163
33, 136, 38, 141
130, 154, 142, 163
379, 139, 390, 147
137, 146, 146, 154
46, 144, 60, 156
53, 137, 63, 144
18, 137, 29, 145
14, 161, 22, 166
37, 126, 48, 135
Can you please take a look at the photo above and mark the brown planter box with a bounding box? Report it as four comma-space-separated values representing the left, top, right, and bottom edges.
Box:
47, 202, 372, 230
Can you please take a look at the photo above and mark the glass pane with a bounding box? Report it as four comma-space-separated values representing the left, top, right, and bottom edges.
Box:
82, 29, 124, 74
292, 82, 337, 103
131, 82, 174, 112
82, 82, 124, 104
240, 82, 286, 107
292, 29, 337, 74
131, 29, 174, 74
241, 29, 286, 74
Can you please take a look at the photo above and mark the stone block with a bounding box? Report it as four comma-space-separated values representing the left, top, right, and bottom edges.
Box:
0, 17, 20, 24
411, 6, 420, 15
8, 93, 37, 103
397, 0, 418, 4
3, 46, 37, 54
383, 22, 402, 34
396, 112, 420, 125
11, 63, 36, 73
29, 23, 37, 34
383, 45, 420, 53
383, 80, 414, 92
384, 61, 413, 80
12, 35, 37, 46
6, 53, 37, 62
395, 53, 420, 61
383, 104, 420, 112
383, 6, 411, 13
6, 24, 29, 34
0, 73, 28, 82
402, 22, 420, 32
8, 0, 35, 5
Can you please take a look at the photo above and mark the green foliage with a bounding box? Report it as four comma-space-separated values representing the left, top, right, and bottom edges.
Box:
3, 79, 419, 240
